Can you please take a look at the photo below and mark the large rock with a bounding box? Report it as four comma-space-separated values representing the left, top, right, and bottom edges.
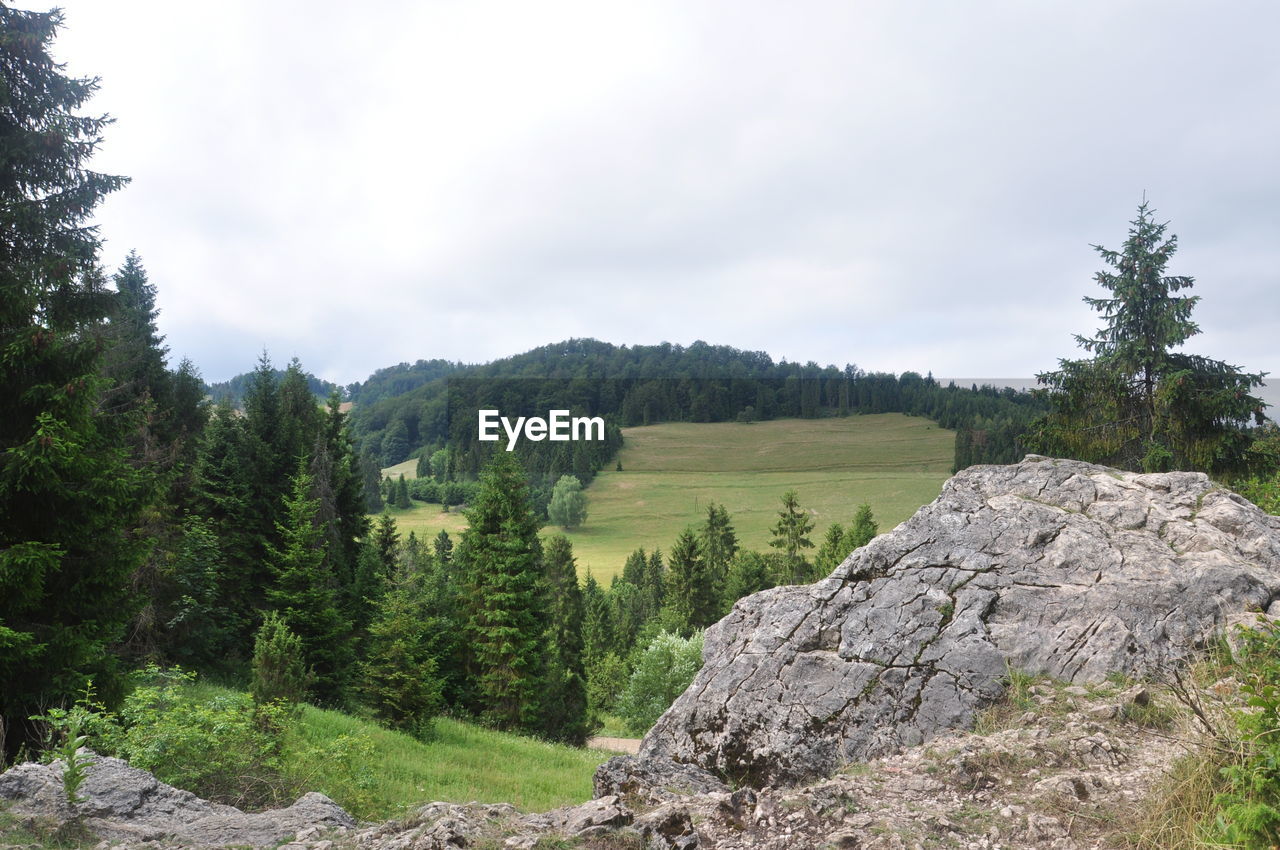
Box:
637, 456, 1280, 787
0, 751, 354, 846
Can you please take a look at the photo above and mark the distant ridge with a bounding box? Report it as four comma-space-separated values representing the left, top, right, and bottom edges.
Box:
941, 377, 1279, 415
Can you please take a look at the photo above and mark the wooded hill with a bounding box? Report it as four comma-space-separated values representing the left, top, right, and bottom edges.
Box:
339, 338, 1048, 476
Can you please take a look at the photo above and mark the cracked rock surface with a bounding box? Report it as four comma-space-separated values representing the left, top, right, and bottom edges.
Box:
635, 456, 1280, 787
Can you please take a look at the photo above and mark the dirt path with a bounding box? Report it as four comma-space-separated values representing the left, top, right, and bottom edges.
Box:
587, 736, 641, 754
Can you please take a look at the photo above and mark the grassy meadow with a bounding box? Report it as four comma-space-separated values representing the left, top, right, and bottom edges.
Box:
382, 413, 954, 583
288, 706, 609, 819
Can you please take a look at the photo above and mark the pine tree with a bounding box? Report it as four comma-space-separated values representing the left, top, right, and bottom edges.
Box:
722, 551, 778, 610
769, 490, 815, 583
814, 523, 848, 574
360, 450, 384, 513
847, 504, 878, 550
699, 503, 737, 614
455, 453, 548, 732
266, 461, 352, 705
250, 611, 313, 707
395, 473, 411, 510
0, 6, 146, 759
432, 529, 454, 568
541, 535, 589, 744
665, 528, 717, 634
359, 569, 445, 737
1024, 200, 1266, 474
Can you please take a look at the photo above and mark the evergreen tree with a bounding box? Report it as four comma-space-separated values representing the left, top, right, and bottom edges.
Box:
250, 611, 313, 707
541, 535, 590, 744
395, 473, 411, 510
664, 528, 717, 634
769, 490, 815, 583
722, 551, 779, 610
455, 453, 547, 733
359, 569, 445, 737
814, 522, 848, 574
847, 504, 878, 550
547, 474, 588, 529
266, 461, 352, 705
432, 529, 454, 568
0, 6, 146, 759
360, 450, 384, 513
699, 503, 737, 615
1024, 201, 1266, 474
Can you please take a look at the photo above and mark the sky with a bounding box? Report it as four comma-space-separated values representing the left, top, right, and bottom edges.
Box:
33, 1, 1280, 386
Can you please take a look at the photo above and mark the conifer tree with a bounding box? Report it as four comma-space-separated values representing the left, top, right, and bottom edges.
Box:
456, 453, 548, 732
1025, 201, 1266, 474
665, 528, 717, 634
359, 568, 445, 737
395, 473, 411, 510
266, 461, 352, 704
847, 504, 878, 550
541, 535, 590, 744
722, 551, 779, 610
432, 529, 454, 568
699, 503, 737, 614
814, 522, 848, 574
769, 490, 815, 583
0, 6, 146, 758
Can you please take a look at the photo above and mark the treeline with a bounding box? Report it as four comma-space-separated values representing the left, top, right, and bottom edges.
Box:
346, 339, 1047, 474
205, 367, 342, 408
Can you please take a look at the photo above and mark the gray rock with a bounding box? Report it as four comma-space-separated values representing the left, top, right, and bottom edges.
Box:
593, 755, 728, 807
0, 752, 354, 847
638, 456, 1280, 787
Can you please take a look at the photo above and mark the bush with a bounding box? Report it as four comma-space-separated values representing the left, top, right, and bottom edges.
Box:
616, 631, 704, 736
251, 612, 313, 707
110, 667, 292, 809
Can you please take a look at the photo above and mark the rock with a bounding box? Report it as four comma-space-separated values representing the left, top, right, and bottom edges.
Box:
639, 457, 1280, 786
593, 754, 728, 807
632, 803, 698, 849
0, 753, 354, 847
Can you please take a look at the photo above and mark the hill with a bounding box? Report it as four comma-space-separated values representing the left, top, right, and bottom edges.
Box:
383, 413, 954, 582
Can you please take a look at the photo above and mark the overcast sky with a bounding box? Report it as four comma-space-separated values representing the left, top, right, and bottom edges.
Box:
35, 1, 1280, 386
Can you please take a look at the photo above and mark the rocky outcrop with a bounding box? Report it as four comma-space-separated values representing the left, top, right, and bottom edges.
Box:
634, 456, 1280, 787
0, 752, 354, 846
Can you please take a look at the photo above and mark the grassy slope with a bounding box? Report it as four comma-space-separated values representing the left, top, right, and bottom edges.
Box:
382, 413, 954, 583
288, 707, 608, 820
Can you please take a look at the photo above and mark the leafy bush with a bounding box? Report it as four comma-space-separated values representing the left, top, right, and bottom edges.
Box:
1211, 617, 1280, 847
616, 631, 704, 736
110, 667, 291, 809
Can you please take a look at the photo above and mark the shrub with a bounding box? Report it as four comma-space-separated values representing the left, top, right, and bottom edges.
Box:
112, 667, 291, 809
616, 631, 704, 736
251, 612, 313, 707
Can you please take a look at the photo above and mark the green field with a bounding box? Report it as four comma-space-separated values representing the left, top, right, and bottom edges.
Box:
566, 414, 953, 580
382, 413, 954, 583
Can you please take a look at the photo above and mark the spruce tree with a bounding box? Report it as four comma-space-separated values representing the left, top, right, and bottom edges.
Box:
769, 490, 815, 583
395, 473, 411, 510
814, 522, 848, 574
847, 504, 878, 550
0, 5, 146, 759
359, 569, 445, 737
266, 460, 352, 705
455, 453, 548, 733
699, 503, 737, 615
1025, 201, 1266, 474
665, 528, 717, 634
541, 535, 590, 744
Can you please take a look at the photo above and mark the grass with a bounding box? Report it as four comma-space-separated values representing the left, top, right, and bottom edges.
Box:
384, 413, 954, 583
564, 414, 953, 581
287, 706, 610, 820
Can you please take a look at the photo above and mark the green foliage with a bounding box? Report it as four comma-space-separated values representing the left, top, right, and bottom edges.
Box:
616, 631, 705, 736
395, 473, 412, 510
0, 5, 148, 760
814, 523, 847, 574
847, 503, 878, 550
548, 474, 588, 529
722, 550, 779, 610
769, 490, 815, 583
586, 652, 629, 719
251, 612, 313, 707
33, 705, 96, 805
457, 453, 548, 733
108, 668, 292, 809
265, 461, 353, 704
358, 572, 445, 740
540, 535, 590, 744
664, 528, 718, 634
1211, 617, 1280, 847
1024, 201, 1266, 475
